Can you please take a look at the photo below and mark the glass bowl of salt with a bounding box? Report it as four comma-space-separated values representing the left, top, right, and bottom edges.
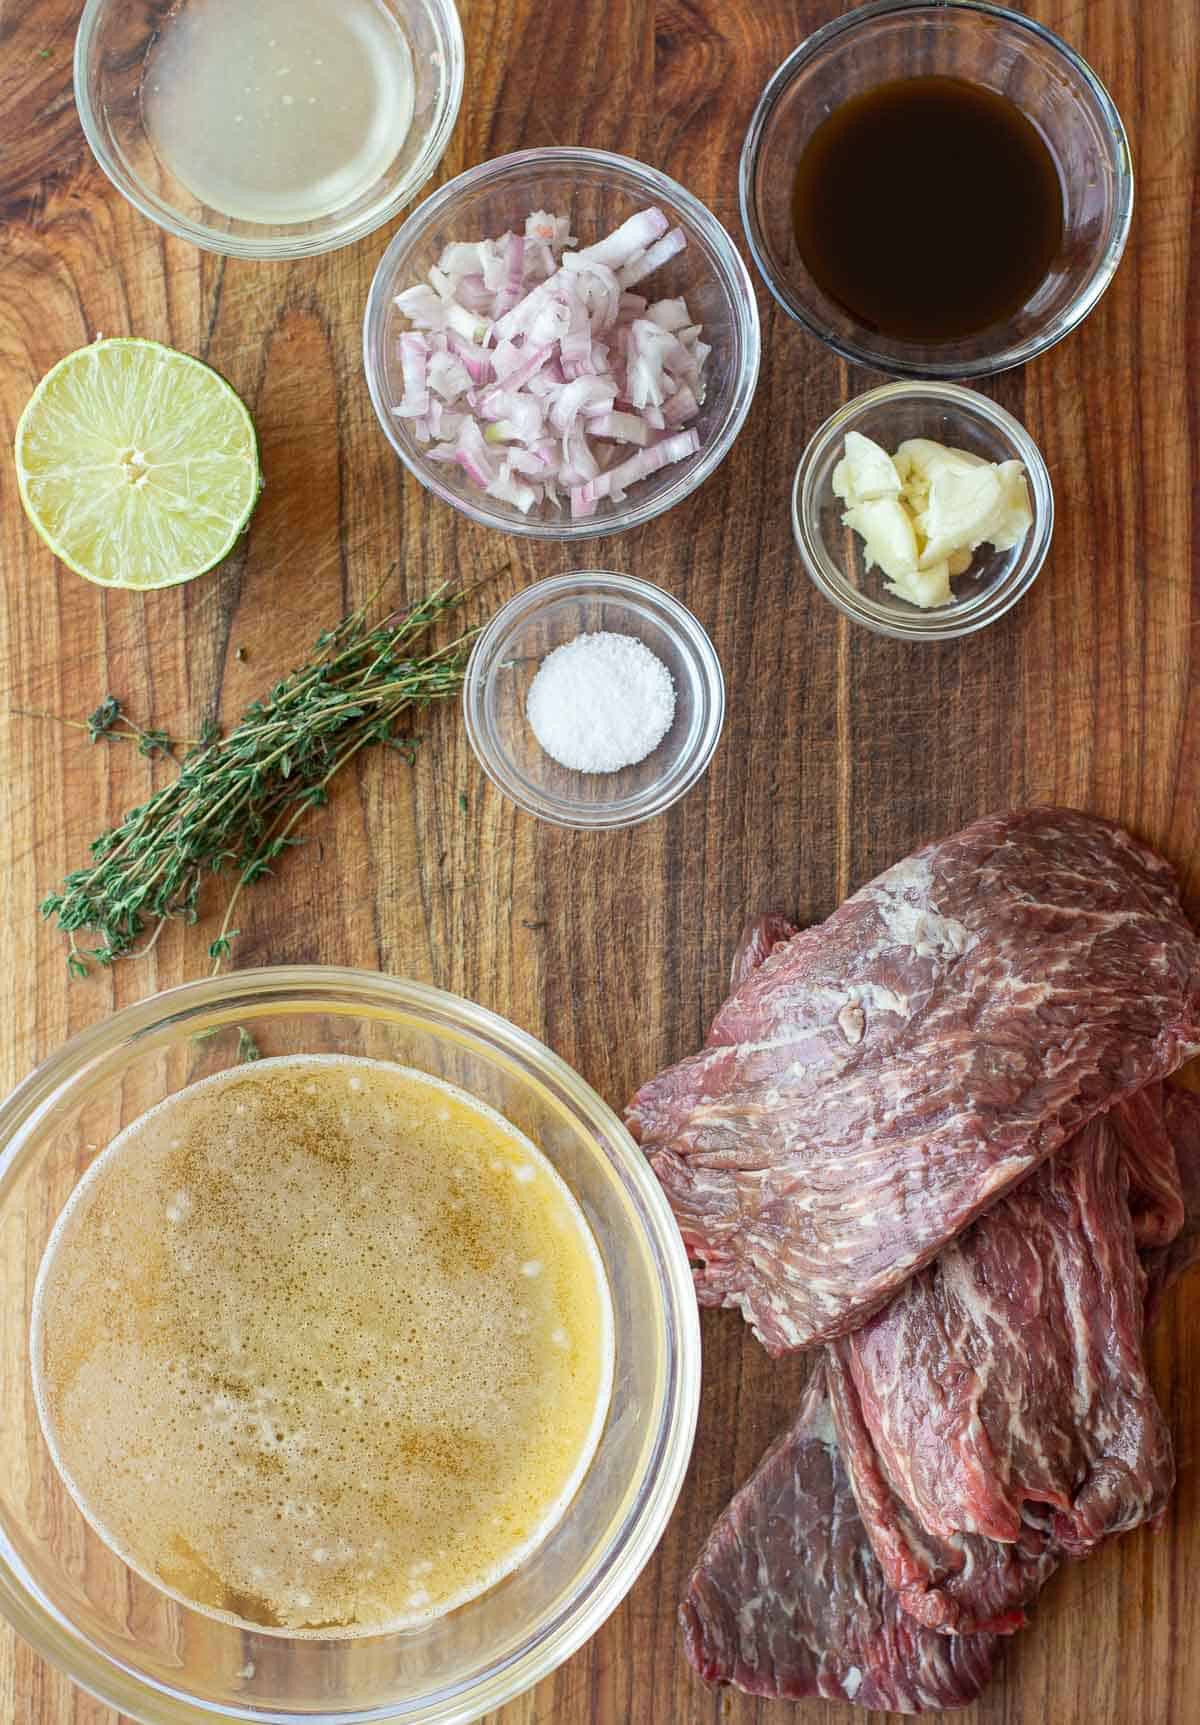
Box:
463, 572, 725, 829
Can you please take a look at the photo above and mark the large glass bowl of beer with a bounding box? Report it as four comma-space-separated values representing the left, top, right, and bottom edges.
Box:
0, 967, 700, 1723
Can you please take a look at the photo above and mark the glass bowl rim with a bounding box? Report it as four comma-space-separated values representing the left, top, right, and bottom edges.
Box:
791, 380, 1055, 641
738, 0, 1135, 379
361, 145, 762, 540
0, 964, 702, 1725
462, 571, 727, 828
72, 0, 467, 261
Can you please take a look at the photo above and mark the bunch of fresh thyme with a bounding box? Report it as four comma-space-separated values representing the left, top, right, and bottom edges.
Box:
39, 581, 477, 978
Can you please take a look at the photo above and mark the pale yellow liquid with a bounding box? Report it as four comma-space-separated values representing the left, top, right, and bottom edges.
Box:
142, 0, 416, 224
32, 1057, 613, 1636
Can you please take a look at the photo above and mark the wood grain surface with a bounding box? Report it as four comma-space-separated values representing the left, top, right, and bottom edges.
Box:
1, 1, 1198, 1722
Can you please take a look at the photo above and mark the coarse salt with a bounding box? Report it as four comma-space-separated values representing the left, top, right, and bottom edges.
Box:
525, 631, 676, 774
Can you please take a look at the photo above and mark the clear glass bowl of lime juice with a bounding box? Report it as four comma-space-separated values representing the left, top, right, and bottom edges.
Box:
75, 0, 464, 258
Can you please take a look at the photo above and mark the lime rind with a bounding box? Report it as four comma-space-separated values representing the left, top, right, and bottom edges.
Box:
14, 337, 262, 590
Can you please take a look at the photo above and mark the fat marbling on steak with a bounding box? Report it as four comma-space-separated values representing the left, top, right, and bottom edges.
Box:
680, 1368, 1001, 1713
683, 1091, 1200, 1703
834, 1095, 1179, 1543
628, 808, 1200, 1352
827, 1097, 1181, 1635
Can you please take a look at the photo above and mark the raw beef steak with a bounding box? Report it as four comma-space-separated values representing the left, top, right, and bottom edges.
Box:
684, 1091, 1200, 1699
828, 1103, 1176, 1633
628, 808, 1200, 1352
727, 911, 798, 992
680, 1369, 1001, 1713
825, 1342, 1060, 1637
1143, 1088, 1200, 1315
1114, 1085, 1187, 1249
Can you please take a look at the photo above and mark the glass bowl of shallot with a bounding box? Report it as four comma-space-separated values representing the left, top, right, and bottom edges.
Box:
463, 572, 726, 828
363, 148, 761, 538
793, 381, 1055, 641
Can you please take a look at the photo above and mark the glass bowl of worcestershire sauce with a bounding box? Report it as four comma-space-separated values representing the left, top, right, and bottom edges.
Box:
740, 0, 1133, 377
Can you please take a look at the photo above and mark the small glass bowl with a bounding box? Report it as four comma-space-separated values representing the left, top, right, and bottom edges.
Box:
793, 381, 1054, 641
463, 573, 725, 827
363, 148, 761, 539
73, 0, 464, 260
740, 0, 1133, 377
0, 968, 700, 1723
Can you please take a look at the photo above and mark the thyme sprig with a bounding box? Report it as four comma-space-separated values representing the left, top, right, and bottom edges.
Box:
39, 581, 477, 979
14, 696, 190, 757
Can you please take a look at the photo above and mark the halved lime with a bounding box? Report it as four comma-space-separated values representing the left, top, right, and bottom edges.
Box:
14, 338, 262, 590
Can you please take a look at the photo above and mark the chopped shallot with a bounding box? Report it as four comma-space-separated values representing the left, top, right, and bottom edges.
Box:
391, 205, 709, 517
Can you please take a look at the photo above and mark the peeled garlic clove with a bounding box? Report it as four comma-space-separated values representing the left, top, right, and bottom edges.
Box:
834, 430, 902, 505
844, 498, 920, 579
887, 560, 954, 609
891, 440, 925, 485
919, 464, 1003, 567
837, 431, 1031, 606
985, 462, 1034, 551
895, 437, 985, 482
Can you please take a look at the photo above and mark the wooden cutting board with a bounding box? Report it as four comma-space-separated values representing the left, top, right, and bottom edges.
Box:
1, 1, 1197, 1721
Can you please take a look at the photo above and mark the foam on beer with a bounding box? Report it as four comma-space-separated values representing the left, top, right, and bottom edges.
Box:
32, 1057, 613, 1635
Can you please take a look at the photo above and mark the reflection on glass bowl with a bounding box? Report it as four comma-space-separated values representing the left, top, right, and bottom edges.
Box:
0, 969, 700, 1724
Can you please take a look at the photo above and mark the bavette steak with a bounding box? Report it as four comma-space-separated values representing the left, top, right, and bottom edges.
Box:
683, 1092, 1200, 1701
827, 1097, 1178, 1633
1143, 1087, 1200, 1315
680, 1368, 1001, 1714
641, 811, 1200, 1712
628, 807, 1200, 1353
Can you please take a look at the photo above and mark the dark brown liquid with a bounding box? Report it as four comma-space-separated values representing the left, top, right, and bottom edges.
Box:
791, 76, 1064, 341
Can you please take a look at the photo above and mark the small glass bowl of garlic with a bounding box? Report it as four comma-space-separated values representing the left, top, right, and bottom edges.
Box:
792, 381, 1054, 640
